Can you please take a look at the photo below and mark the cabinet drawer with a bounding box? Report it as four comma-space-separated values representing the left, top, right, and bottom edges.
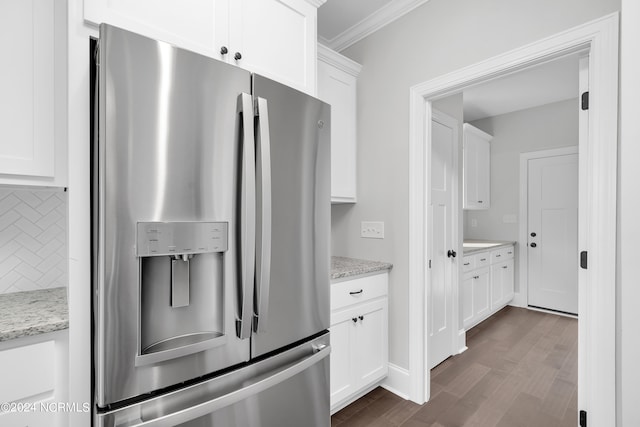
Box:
0, 340, 54, 403
331, 272, 388, 311
462, 255, 475, 272
491, 246, 514, 263
475, 253, 490, 268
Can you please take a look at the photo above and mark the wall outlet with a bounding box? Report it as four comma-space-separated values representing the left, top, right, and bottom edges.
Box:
361, 221, 384, 239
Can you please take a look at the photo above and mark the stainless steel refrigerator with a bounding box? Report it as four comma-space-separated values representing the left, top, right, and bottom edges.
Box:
92, 24, 331, 426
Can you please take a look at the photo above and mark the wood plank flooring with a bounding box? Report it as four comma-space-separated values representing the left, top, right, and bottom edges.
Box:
331, 306, 578, 427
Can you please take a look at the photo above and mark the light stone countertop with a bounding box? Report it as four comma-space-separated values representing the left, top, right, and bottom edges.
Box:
0, 287, 69, 342
331, 256, 393, 280
462, 239, 516, 255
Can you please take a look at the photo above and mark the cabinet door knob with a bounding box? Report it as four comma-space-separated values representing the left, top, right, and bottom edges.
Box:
447, 249, 457, 258
220, 46, 228, 55
530, 232, 537, 237
234, 52, 242, 60
352, 317, 358, 323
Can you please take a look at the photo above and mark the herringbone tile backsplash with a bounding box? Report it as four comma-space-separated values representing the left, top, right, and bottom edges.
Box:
0, 188, 67, 294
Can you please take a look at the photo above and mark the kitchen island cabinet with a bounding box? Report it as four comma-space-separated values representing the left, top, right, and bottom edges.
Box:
84, 0, 320, 95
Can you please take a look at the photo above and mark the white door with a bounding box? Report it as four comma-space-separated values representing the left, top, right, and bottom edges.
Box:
428, 110, 458, 369
527, 153, 579, 314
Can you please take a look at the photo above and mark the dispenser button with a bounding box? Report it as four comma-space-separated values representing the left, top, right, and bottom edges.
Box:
168, 245, 176, 252
149, 240, 159, 253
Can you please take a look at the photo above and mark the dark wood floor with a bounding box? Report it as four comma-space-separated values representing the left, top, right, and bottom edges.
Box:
331, 306, 578, 427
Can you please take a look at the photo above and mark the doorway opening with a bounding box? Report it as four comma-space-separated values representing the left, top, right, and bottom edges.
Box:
409, 13, 618, 426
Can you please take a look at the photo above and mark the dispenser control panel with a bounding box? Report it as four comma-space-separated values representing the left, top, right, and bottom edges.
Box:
136, 221, 228, 257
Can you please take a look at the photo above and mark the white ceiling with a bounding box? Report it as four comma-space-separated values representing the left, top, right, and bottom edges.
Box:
462, 54, 580, 122
317, 1, 580, 120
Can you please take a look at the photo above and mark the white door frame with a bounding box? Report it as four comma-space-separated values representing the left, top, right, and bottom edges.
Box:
408, 12, 618, 426
427, 109, 461, 370
516, 146, 579, 309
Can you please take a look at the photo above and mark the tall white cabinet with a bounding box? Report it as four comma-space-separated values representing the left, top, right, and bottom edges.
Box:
84, 0, 321, 95
463, 123, 492, 210
317, 44, 361, 203
0, 0, 67, 186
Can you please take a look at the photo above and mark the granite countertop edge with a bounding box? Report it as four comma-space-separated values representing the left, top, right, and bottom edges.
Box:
0, 287, 69, 343
462, 240, 516, 255
331, 256, 393, 280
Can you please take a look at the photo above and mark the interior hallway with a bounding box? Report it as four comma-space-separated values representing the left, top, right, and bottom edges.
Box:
331, 306, 578, 427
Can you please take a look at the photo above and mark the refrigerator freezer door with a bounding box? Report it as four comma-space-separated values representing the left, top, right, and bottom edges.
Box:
95, 24, 252, 406
251, 75, 331, 358
95, 333, 330, 427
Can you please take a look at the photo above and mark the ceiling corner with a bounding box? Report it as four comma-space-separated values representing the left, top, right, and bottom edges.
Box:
321, 0, 430, 52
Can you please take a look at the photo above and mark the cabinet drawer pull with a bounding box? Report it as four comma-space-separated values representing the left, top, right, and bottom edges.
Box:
349, 289, 363, 295
352, 317, 358, 323
358, 315, 364, 321
463, 262, 470, 266
496, 254, 501, 257
502, 266, 508, 269
480, 258, 486, 261
478, 200, 483, 203
507, 251, 513, 255
473, 275, 479, 279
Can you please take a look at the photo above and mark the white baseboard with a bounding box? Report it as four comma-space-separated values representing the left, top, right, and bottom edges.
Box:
458, 328, 467, 354
510, 291, 527, 308
380, 363, 410, 400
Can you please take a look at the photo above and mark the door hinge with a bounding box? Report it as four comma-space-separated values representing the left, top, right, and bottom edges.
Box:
580, 251, 588, 269
428, 259, 431, 269
579, 410, 587, 427
581, 91, 589, 110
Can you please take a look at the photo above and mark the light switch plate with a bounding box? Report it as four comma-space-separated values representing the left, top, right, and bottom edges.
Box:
361, 221, 384, 239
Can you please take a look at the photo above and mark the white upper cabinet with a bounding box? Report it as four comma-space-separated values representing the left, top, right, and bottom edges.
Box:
463, 123, 492, 210
84, 0, 320, 94
0, 0, 66, 186
317, 44, 361, 203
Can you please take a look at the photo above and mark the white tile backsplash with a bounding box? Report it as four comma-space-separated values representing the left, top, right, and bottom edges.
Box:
0, 188, 67, 294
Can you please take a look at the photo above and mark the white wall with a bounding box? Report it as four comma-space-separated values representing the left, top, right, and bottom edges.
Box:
333, 0, 620, 371
619, 0, 640, 425
464, 99, 578, 294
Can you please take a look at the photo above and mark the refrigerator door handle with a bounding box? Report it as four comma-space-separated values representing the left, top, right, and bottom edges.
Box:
125, 345, 331, 427
254, 96, 272, 333
237, 93, 256, 340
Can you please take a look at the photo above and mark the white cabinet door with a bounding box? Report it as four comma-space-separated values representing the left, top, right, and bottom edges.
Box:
463, 124, 491, 209
499, 258, 515, 306
353, 299, 388, 387
0, 0, 54, 178
474, 267, 491, 320
329, 315, 356, 406
231, 0, 317, 94
462, 273, 474, 328
317, 45, 361, 203
84, 0, 228, 58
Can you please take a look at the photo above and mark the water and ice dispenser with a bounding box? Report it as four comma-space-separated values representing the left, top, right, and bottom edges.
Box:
136, 221, 229, 366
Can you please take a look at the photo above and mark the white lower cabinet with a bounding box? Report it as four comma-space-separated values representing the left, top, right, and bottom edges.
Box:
0, 331, 69, 427
330, 272, 388, 413
463, 245, 515, 330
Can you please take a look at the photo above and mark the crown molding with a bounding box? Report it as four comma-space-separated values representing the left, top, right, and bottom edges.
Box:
317, 43, 363, 76
321, 0, 430, 52
305, 0, 327, 8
